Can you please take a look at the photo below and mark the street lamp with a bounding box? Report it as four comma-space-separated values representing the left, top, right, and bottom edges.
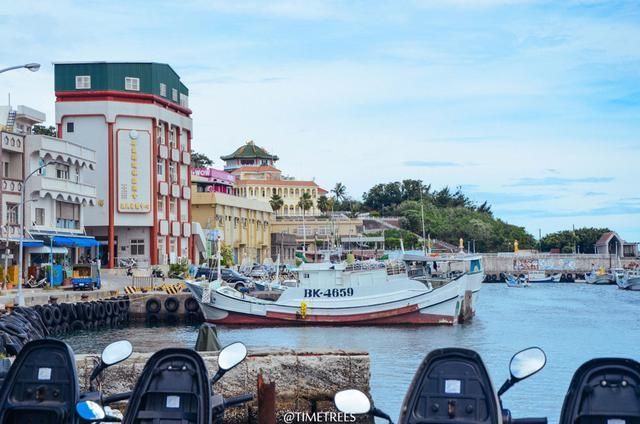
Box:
17, 160, 55, 306
0, 63, 40, 74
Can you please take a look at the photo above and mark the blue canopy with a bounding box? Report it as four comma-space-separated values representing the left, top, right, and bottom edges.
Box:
20, 239, 45, 248
52, 235, 99, 247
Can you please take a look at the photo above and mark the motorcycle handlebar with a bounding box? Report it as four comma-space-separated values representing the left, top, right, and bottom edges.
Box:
103, 391, 132, 404
223, 393, 254, 408
512, 418, 548, 424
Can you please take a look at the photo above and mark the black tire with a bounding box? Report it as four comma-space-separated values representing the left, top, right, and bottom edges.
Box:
71, 320, 86, 331
83, 303, 94, 321
164, 297, 180, 313
145, 313, 160, 325
118, 299, 127, 313
52, 306, 63, 325
104, 301, 114, 317
53, 325, 63, 337
60, 304, 71, 323
75, 303, 85, 321
561, 273, 566, 282
186, 311, 201, 322
41, 306, 55, 327
184, 297, 199, 313
499, 272, 506, 281
95, 302, 106, 319
60, 323, 70, 334
146, 298, 161, 314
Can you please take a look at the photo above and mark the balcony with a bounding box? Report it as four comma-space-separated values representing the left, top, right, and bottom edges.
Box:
34, 175, 97, 205
31, 135, 96, 168
2, 179, 23, 194
1, 131, 24, 153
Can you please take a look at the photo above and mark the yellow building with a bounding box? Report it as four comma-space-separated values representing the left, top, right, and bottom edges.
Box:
222, 141, 328, 216
271, 215, 364, 253
191, 173, 273, 264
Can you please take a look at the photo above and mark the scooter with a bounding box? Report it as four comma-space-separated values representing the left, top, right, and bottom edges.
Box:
0, 338, 133, 424
335, 346, 548, 424
559, 356, 640, 424
76, 342, 254, 423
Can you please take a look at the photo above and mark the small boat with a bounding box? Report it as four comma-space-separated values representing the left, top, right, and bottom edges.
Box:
505, 274, 530, 288
585, 267, 616, 285
525, 271, 560, 283
616, 269, 640, 290
186, 260, 478, 326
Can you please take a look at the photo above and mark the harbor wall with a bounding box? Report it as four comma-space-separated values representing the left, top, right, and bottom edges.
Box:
76, 349, 371, 423
481, 253, 638, 276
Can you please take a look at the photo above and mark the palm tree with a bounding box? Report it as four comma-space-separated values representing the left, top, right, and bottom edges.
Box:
298, 192, 313, 253
317, 195, 329, 215
332, 182, 347, 203
270, 194, 284, 216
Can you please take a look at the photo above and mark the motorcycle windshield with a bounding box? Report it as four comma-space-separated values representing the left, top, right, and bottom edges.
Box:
0, 339, 79, 424
559, 358, 640, 424
123, 348, 211, 424
398, 347, 500, 424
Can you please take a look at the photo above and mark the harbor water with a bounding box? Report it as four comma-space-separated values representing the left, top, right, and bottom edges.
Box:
63, 283, 640, 423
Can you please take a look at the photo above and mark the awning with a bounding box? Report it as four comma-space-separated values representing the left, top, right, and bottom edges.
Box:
9, 239, 44, 248
52, 235, 100, 247
28, 246, 69, 255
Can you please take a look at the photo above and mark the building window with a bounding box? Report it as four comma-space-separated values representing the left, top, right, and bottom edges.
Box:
160, 83, 167, 97
2, 162, 8, 178
66, 122, 74, 133
179, 93, 188, 107
75, 75, 91, 89
169, 198, 177, 220
125, 77, 140, 91
130, 239, 145, 256
169, 237, 177, 254
157, 159, 164, 177
172, 88, 178, 101
35, 208, 45, 226
169, 162, 177, 183
157, 122, 165, 144
56, 164, 70, 180
56, 201, 80, 229
6, 203, 18, 225
169, 128, 176, 148
157, 197, 165, 217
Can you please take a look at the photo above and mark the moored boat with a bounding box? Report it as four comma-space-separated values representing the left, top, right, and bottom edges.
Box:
585, 267, 616, 285
616, 269, 640, 290
526, 271, 560, 283
505, 274, 529, 288
186, 260, 477, 326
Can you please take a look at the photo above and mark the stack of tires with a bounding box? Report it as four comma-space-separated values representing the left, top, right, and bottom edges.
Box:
0, 296, 131, 357
144, 295, 202, 324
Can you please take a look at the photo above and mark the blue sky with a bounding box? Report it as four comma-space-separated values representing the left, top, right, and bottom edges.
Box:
1, 0, 639, 242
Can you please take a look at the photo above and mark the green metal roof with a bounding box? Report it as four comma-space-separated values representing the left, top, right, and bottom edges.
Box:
220, 141, 279, 161
53, 62, 188, 106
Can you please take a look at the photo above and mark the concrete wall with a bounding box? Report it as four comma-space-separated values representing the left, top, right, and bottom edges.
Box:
482, 253, 639, 275
75, 349, 370, 423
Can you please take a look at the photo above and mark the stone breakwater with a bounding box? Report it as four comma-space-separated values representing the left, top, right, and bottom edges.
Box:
76, 349, 371, 423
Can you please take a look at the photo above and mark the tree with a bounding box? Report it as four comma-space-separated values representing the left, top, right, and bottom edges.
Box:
191, 150, 213, 168
317, 195, 329, 215
269, 194, 284, 216
33, 125, 57, 136
298, 192, 313, 253
332, 182, 347, 202
540, 227, 610, 253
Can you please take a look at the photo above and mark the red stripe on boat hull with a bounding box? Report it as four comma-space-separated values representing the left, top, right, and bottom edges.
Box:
205, 306, 455, 326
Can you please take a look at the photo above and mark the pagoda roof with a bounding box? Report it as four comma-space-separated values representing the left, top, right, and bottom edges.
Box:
221, 140, 279, 161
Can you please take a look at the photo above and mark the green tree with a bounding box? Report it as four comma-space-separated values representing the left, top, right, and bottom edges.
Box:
269, 194, 284, 216
33, 125, 57, 136
191, 150, 213, 168
540, 227, 610, 253
332, 182, 347, 202
298, 192, 313, 215
221, 243, 234, 267
317, 195, 329, 215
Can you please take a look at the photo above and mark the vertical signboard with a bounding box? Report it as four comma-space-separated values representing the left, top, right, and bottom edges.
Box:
117, 129, 151, 213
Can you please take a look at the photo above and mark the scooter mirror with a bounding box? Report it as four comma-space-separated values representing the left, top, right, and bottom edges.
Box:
334, 389, 371, 415
510, 347, 546, 380
218, 342, 247, 371
102, 340, 133, 366
76, 400, 106, 420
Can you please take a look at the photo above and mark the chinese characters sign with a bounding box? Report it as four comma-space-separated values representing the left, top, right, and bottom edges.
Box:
117, 129, 151, 213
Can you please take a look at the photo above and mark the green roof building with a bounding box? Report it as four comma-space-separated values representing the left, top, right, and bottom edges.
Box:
221, 141, 279, 171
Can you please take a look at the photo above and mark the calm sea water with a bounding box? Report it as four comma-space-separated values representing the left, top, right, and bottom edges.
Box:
63, 283, 640, 423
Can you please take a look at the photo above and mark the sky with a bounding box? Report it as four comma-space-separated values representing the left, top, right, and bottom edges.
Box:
1, 0, 638, 242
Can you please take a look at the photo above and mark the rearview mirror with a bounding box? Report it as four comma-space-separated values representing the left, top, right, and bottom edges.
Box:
334, 389, 371, 415
218, 342, 247, 371
102, 340, 133, 366
76, 400, 106, 421
510, 347, 546, 380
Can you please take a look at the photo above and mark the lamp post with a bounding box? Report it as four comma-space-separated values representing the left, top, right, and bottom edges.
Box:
17, 161, 54, 306
0, 63, 40, 74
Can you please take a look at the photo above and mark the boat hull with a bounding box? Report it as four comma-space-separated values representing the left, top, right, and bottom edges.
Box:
187, 278, 465, 326
616, 276, 640, 291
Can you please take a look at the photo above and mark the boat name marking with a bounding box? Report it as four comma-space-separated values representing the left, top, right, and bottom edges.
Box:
303, 288, 354, 298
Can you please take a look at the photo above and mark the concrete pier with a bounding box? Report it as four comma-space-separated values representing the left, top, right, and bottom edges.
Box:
76, 349, 371, 423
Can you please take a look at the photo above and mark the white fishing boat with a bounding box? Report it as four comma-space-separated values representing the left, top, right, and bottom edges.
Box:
526, 271, 561, 283
616, 269, 640, 291
505, 274, 530, 288
186, 259, 482, 326
585, 267, 616, 285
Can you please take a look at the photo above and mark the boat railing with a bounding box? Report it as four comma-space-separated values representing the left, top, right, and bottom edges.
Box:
344, 262, 386, 273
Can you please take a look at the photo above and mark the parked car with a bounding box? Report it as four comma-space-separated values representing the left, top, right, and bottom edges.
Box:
195, 267, 252, 290
249, 265, 269, 279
